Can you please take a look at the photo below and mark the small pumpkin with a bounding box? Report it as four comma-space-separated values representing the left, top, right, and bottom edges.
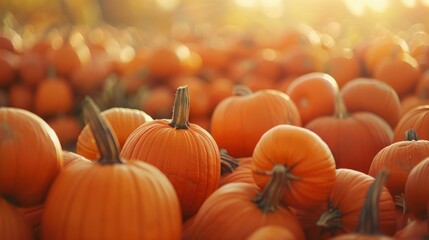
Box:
247, 225, 297, 240
41, 97, 182, 240
77, 107, 152, 160
210, 85, 301, 158
286, 72, 338, 126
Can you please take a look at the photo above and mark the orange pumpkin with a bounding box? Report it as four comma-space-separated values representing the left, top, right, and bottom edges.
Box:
0, 49, 20, 87
305, 93, 393, 173
0, 198, 33, 240
7, 83, 33, 111
323, 54, 361, 88
295, 168, 396, 239
0, 108, 63, 207
121, 86, 220, 220
210, 86, 301, 158
393, 105, 429, 142
187, 168, 305, 240
252, 124, 336, 210
404, 157, 429, 220
19, 51, 48, 87
41, 97, 182, 240
47, 115, 83, 149
219, 150, 254, 187
286, 72, 339, 126
327, 170, 395, 240
247, 225, 296, 240
77, 107, 152, 160
341, 78, 401, 129
33, 77, 75, 118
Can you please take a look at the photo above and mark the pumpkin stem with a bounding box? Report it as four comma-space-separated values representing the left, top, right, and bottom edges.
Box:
356, 168, 390, 235
220, 149, 240, 176
394, 193, 407, 214
82, 96, 123, 164
169, 86, 190, 129
253, 164, 300, 213
317, 201, 344, 230
232, 85, 253, 96
405, 129, 419, 141
334, 92, 349, 119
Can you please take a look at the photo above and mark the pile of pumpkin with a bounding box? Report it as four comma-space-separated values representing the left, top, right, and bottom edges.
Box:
3, 22, 429, 239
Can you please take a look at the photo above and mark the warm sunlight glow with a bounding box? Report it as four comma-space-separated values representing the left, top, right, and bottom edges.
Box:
261, 0, 284, 18
234, 0, 258, 8
156, 0, 181, 11
366, 0, 390, 12
401, 0, 417, 8
344, 0, 366, 16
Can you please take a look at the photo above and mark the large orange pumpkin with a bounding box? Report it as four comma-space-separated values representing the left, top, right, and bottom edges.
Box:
252, 124, 336, 210
0, 108, 63, 207
41, 97, 182, 240
404, 157, 429, 220
121, 86, 220, 220
210, 86, 301, 158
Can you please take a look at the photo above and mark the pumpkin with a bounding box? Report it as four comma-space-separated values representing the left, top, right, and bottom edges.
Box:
18, 204, 44, 240
373, 54, 421, 99
393, 219, 429, 239
295, 168, 396, 239
399, 71, 429, 116
210, 85, 301, 158
0, 197, 33, 240
328, 169, 394, 240
404, 157, 429, 220
247, 225, 296, 240
121, 86, 220, 220
187, 165, 305, 240
286, 72, 339, 126
33, 77, 75, 118
19, 51, 48, 87
305, 92, 393, 173
252, 124, 336, 210
41, 97, 182, 240
0, 108, 63, 207
323, 54, 361, 88
368, 129, 429, 229
7, 83, 33, 111
341, 78, 401, 129
77, 107, 152, 160
393, 105, 429, 142
47, 115, 82, 149
0, 49, 20, 87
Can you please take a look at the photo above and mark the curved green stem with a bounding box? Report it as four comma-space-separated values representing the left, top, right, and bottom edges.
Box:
233, 85, 253, 96
405, 129, 419, 141
82, 96, 122, 164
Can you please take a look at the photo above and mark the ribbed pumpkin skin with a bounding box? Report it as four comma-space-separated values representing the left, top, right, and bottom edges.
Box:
404, 158, 429, 220
77, 107, 153, 160
295, 169, 397, 240
252, 125, 336, 210
41, 160, 182, 240
341, 78, 401, 129
121, 119, 220, 220
368, 138, 429, 197
306, 112, 393, 174
187, 182, 305, 240
0, 108, 63, 207
247, 225, 296, 240
210, 89, 301, 158
393, 105, 429, 142
0, 198, 34, 240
